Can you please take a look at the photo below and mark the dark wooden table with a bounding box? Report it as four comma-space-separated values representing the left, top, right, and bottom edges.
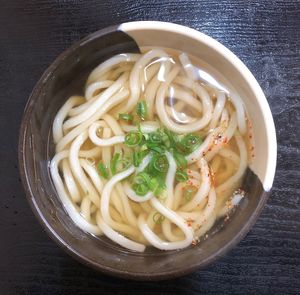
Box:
1, 1, 299, 294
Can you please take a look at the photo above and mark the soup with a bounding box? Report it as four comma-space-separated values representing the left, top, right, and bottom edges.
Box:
50, 48, 252, 252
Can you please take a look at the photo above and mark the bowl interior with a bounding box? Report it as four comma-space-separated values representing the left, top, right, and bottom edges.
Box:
19, 22, 275, 280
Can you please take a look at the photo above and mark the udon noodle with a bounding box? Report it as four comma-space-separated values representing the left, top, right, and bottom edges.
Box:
50, 48, 251, 252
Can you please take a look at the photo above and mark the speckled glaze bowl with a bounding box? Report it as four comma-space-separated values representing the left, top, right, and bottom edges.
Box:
18, 21, 277, 280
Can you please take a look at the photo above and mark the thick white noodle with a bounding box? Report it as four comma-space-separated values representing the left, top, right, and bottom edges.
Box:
156, 68, 213, 133
69, 132, 100, 206
179, 53, 198, 81
87, 53, 140, 84
62, 159, 81, 203
169, 86, 203, 112
135, 154, 152, 174
56, 89, 129, 152
53, 96, 84, 143
124, 183, 154, 203
216, 132, 247, 197
96, 213, 145, 252
50, 151, 102, 235
85, 80, 114, 100
230, 93, 247, 135
138, 198, 194, 250
119, 49, 170, 113
205, 112, 238, 162
209, 92, 226, 129
89, 121, 125, 146
193, 188, 216, 230
80, 159, 104, 194
145, 61, 172, 119
100, 166, 141, 235
180, 158, 211, 211
121, 121, 160, 133
63, 73, 129, 130
164, 152, 177, 209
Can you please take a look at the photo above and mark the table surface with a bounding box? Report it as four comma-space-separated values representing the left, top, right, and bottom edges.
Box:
1, 0, 299, 294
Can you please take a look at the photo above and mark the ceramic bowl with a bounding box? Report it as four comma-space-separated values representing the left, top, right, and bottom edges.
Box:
18, 21, 277, 280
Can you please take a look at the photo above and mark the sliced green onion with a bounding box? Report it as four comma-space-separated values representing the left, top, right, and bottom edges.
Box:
175, 170, 188, 182
135, 172, 151, 185
164, 128, 179, 147
173, 151, 187, 169
154, 184, 166, 198
148, 177, 159, 191
152, 212, 165, 224
177, 134, 202, 154
149, 132, 162, 144
146, 143, 165, 154
133, 183, 149, 196
183, 185, 198, 202
183, 134, 202, 147
149, 154, 169, 174
110, 153, 120, 175
132, 150, 148, 167
120, 158, 131, 170
154, 155, 168, 172
161, 131, 171, 148
132, 152, 140, 167
118, 113, 133, 122
136, 100, 148, 120
97, 162, 109, 179
111, 153, 131, 175
125, 131, 143, 147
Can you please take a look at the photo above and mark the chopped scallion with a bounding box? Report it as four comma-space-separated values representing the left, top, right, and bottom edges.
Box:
134, 172, 151, 185
173, 151, 187, 169
175, 170, 188, 182
118, 113, 133, 122
133, 183, 149, 196
152, 212, 165, 224
125, 131, 143, 147
97, 162, 109, 179
136, 100, 148, 120
149, 154, 169, 174
110, 153, 120, 175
